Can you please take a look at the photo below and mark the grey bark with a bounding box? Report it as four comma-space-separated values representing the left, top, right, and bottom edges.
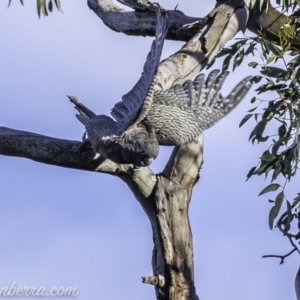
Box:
3, 0, 293, 299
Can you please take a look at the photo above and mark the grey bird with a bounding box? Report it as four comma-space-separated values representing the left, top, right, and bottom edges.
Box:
69, 8, 252, 167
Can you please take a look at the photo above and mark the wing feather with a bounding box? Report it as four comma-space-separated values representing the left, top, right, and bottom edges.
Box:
145, 70, 252, 145
110, 6, 170, 129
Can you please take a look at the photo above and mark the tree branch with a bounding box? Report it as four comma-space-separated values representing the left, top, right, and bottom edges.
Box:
262, 248, 297, 264
0, 126, 158, 203
87, 0, 204, 41
154, 0, 250, 88
0, 126, 123, 173
247, 2, 300, 49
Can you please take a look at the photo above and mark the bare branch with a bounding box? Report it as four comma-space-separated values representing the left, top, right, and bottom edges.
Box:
87, 0, 206, 41
0, 126, 158, 202
262, 248, 297, 264
0, 126, 123, 173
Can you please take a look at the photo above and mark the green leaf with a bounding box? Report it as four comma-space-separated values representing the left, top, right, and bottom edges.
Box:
229, 39, 247, 56
255, 83, 287, 94
37, 0, 48, 17
256, 135, 269, 142
245, 43, 256, 55
273, 136, 290, 147
216, 48, 231, 58
283, 201, 293, 234
293, 194, 300, 205
48, 0, 53, 12
292, 67, 300, 83
284, 160, 292, 180
271, 143, 280, 156
278, 124, 287, 138
249, 120, 267, 141
266, 54, 276, 64
233, 50, 244, 71
265, 42, 282, 56
261, 151, 277, 162
246, 166, 256, 181
54, 0, 62, 11
222, 54, 231, 71
249, 62, 258, 68
260, 67, 287, 79
248, 106, 258, 113
255, 160, 277, 175
271, 163, 282, 181
251, 75, 262, 83
268, 191, 284, 230
239, 114, 253, 128
7, 0, 24, 6
259, 183, 280, 196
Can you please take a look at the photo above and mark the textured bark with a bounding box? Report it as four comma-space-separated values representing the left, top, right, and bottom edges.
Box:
87, 0, 204, 41
153, 138, 204, 300
1, 0, 277, 299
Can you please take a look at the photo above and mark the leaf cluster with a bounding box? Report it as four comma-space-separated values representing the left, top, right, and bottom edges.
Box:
224, 1, 300, 256
8, 0, 62, 17
213, 1, 300, 259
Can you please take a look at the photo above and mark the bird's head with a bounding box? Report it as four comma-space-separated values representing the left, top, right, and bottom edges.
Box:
121, 129, 159, 167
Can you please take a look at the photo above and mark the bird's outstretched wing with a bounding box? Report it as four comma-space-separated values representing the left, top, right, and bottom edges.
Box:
145, 69, 252, 145
110, 5, 170, 129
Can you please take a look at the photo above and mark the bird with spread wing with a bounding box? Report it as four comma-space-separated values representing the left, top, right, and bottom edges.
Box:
69, 7, 252, 167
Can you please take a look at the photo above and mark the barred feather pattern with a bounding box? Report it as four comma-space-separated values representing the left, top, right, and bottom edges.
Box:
111, 5, 170, 130
144, 70, 252, 145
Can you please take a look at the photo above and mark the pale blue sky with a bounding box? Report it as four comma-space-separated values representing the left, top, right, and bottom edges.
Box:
0, 1, 298, 299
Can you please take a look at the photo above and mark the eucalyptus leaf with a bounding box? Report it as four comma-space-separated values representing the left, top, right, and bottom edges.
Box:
268, 191, 284, 229
259, 183, 280, 196
249, 120, 267, 141
239, 114, 253, 128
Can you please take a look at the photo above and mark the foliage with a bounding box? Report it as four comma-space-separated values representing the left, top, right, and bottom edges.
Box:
215, 0, 300, 261
8, 0, 62, 17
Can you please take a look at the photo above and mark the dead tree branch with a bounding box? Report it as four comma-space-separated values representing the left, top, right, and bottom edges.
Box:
262, 248, 297, 264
